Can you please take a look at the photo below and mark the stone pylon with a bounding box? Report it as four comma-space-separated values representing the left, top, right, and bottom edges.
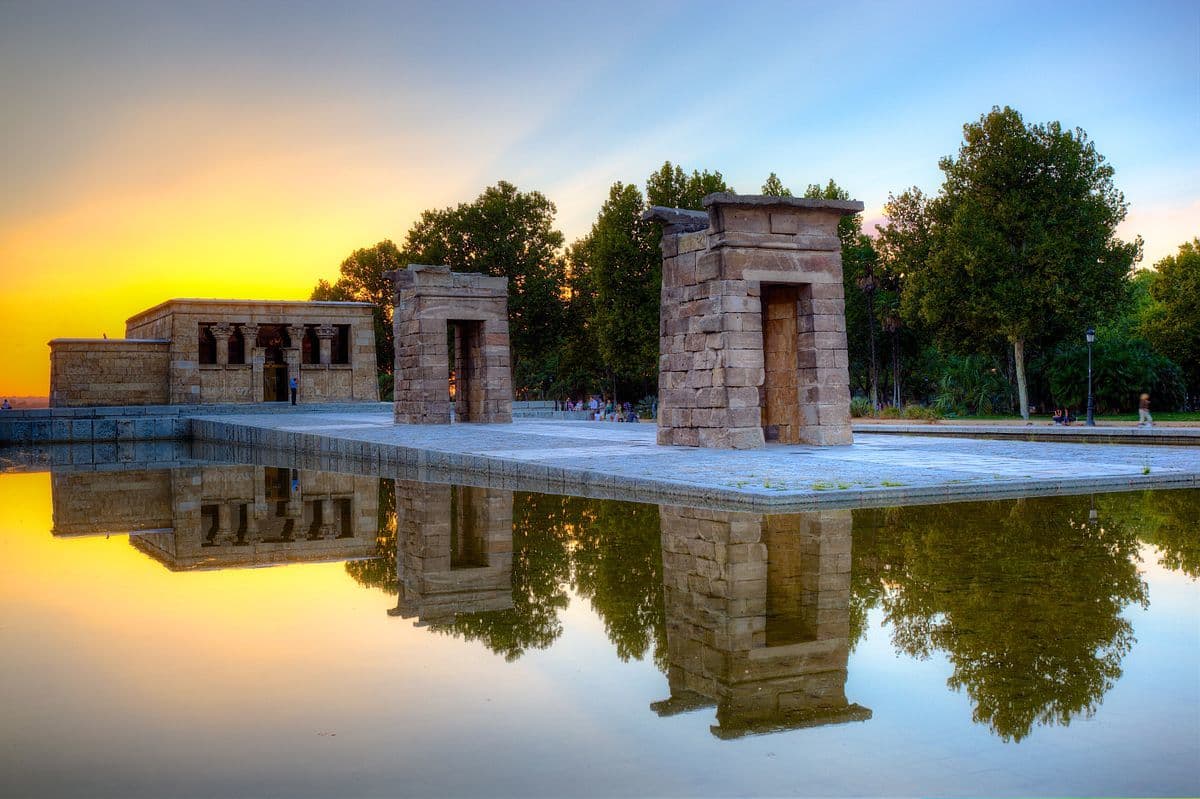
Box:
648, 194, 862, 449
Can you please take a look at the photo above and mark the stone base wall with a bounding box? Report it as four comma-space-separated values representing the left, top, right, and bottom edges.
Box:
49, 339, 170, 407
651, 195, 859, 449
390, 265, 513, 424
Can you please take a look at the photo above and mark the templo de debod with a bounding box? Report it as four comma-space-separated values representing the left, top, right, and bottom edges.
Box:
49, 299, 380, 406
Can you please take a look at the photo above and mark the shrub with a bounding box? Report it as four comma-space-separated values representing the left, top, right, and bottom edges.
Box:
850, 397, 874, 418
902, 404, 942, 421
879, 406, 902, 419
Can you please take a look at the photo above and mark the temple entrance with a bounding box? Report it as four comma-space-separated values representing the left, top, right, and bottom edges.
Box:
257, 325, 290, 402
263, 363, 288, 402
760, 284, 803, 443
448, 320, 484, 423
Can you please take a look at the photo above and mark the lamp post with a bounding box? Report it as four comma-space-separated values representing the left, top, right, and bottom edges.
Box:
1086, 327, 1096, 426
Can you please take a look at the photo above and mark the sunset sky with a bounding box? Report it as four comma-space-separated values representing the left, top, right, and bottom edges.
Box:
1, 0, 1197, 397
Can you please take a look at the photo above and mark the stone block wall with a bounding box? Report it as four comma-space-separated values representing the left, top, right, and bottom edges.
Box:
389, 265, 513, 424
127, 299, 379, 405
49, 339, 170, 407
650, 194, 861, 449
655, 505, 866, 737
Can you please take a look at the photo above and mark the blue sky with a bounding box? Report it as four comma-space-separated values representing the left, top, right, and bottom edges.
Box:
0, 0, 1197, 392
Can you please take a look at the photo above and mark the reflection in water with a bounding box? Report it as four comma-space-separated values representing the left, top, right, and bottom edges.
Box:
655, 507, 870, 738
52, 464, 379, 569
40, 463, 1200, 743
849, 495, 1152, 742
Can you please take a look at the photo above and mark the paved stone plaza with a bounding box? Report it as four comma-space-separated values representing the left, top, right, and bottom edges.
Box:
190, 412, 1200, 509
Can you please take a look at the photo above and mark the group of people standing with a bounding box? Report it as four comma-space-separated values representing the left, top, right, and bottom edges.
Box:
564, 396, 640, 423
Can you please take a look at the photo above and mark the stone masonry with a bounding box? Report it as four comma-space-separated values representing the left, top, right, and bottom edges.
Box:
647, 194, 863, 449
653, 505, 869, 738
388, 265, 513, 424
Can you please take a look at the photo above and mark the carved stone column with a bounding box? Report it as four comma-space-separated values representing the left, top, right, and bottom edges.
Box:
318, 497, 336, 538
242, 324, 263, 402
316, 324, 336, 366
286, 325, 305, 396
210, 322, 233, 366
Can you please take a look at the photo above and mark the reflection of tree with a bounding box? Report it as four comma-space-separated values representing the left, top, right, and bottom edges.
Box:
571, 500, 666, 668
853, 496, 1148, 741
344, 479, 398, 593
1106, 489, 1200, 579
345, 487, 667, 666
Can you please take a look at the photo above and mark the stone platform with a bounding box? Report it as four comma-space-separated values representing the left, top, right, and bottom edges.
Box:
189, 413, 1200, 511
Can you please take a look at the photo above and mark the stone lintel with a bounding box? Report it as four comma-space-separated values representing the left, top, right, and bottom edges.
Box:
702, 193, 864, 215
643, 206, 711, 235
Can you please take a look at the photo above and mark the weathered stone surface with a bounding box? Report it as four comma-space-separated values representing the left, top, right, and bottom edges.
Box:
656, 194, 857, 448
388, 265, 513, 424
51, 300, 379, 407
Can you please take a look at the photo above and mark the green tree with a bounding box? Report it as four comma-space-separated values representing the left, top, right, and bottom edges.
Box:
760, 172, 793, 197
645, 161, 732, 209
570, 182, 661, 396
311, 239, 404, 375
1141, 238, 1200, 400
403, 181, 568, 396
904, 106, 1140, 419
875, 189, 934, 406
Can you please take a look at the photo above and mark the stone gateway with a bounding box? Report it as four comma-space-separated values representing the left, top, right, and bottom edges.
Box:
388, 265, 514, 424
648, 193, 862, 449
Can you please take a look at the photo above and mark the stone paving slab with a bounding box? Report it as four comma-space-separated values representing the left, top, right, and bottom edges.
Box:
189, 413, 1200, 511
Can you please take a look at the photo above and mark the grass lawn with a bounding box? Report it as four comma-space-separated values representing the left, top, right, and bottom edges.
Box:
950, 412, 1200, 423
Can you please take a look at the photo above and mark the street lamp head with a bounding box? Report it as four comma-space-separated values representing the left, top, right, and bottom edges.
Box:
1086, 328, 1096, 344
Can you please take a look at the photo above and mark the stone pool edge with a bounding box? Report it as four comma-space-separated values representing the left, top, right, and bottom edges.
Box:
188, 417, 1200, 512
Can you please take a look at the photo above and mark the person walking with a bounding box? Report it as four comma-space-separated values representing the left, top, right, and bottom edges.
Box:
1138, 393, 1153, 427
289, 375, 299, 406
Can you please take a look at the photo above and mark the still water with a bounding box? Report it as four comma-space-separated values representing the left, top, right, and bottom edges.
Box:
0, 459, 1197, 797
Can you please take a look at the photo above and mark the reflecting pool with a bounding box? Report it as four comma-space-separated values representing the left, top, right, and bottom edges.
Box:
1, 458, 1197, 797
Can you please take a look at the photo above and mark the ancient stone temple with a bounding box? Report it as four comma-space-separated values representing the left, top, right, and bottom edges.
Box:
654, 506, 870, 738
388, 265, 513, 424
49, 299, 380, 406
647, 193, 862, 449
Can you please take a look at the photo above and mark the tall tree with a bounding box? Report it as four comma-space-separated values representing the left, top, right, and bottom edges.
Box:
403, 181, 568, 396
645, 161, 732, 209
904, 106, 1140, 419
311, 239, 404, 374
875, 189, 934, 406
571, 182, 661, 397
760, 172, 793, 197
1141, 238, 1200, 401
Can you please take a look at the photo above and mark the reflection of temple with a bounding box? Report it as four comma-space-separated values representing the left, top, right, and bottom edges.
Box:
51, 466, 379, 569
655, 506, 871, 738
388, 481, 513, 624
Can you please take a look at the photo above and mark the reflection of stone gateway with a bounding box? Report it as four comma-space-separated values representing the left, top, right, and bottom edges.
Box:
647, 194, 862, 449
655, 505, 870, 738
389, 481, 514, 623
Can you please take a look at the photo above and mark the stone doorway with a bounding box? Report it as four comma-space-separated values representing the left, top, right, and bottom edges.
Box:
263, 364, 288, 402
449, 320, 484, 422
760, 283, 810, 444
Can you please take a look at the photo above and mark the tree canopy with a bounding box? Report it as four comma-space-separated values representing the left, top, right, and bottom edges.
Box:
1141, 238, 1200, 399
902, 106, 1141, 418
